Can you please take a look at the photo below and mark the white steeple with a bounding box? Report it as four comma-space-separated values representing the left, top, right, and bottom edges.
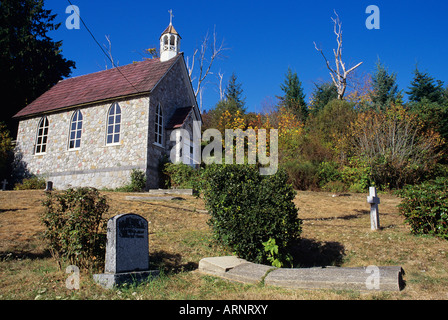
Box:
160, 10, 181, 62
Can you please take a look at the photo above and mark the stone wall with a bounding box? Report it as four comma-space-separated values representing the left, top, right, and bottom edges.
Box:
15, 96, 149, 189
146, 57, 197, 188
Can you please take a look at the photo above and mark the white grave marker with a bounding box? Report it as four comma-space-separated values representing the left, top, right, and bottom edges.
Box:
367, 186, 380, 230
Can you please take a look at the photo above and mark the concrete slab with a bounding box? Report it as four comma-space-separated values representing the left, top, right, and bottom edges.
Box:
197, 256, 404, 292
223, 262, 275, 284
198, 256, 248, 276
265, 266, 404, 291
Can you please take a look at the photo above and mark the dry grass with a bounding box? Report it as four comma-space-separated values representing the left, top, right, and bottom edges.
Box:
1, 189, 448, 300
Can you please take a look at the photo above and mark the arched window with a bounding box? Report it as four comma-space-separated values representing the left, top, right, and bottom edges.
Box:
35, 117, 49, 154
68, 110, 83, 149
155, 103, 163, 146
162, 35, 169, 50
106, 103, 121, 145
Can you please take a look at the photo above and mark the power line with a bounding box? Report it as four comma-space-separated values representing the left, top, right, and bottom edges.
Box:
66, 0, 140, 93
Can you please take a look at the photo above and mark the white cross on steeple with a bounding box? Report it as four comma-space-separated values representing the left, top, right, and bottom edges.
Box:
168, 9, 173, 25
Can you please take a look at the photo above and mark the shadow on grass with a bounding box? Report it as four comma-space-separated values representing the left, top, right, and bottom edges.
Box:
0, 249, 52, 261
149, 250, 198, 274
302, 210, 369, 221
290, 238, 345, 268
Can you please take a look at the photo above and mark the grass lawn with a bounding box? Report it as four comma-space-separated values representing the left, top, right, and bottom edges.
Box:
1, 189, 448, 300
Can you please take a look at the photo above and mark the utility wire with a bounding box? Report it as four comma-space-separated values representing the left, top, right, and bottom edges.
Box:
66, 0, 140, 93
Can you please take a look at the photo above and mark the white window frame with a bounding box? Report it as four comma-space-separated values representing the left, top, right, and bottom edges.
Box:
106, 102, 121, 145
154, 103, 164, 147
68, 110, 83, 150
35, 116, 49, 155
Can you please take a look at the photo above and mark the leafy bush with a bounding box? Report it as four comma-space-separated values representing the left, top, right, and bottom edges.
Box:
318, 161, 341, 187
281, 160, 319, 190
41, 187, 109, 271
322, 180, 347, 193
340, 158, 372, 192
129, 169, 146, 191
115, 169, 147, 192
203, 164, 302, 265
14, 175, 46, 190
347, 105, 444, 189
397, 177, 448, 239
163, 162, 203, 191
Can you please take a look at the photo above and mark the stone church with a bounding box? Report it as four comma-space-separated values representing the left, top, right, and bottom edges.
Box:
13, 21, 201, 190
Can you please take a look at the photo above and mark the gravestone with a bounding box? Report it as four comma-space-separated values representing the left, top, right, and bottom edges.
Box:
93, 213, 159, 289
367, 186, 380, 230
1, 179, 8, 191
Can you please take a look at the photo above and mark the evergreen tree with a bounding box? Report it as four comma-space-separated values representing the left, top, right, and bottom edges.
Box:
443, 86, 448, 105
202, 72, 246, 130
406, 67, 444, 103
0, 0, 75, 136
309, 82, 338, 115
369, 60, 401, 110
278, 67, 308, 121
224, 72, 246, 114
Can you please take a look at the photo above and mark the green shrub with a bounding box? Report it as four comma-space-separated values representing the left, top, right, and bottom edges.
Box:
281, 160, 319, 190
318, 161, 341, 187
203, 164, 302, 265
163, 162, 202, 191
41, 187, 109, 271
322, 180, 347, 193
397, 177, 448, 239
14, 175, 46, 190
129, 169, 146, 191
115, 169, 147, 192
340, 158, 372, 192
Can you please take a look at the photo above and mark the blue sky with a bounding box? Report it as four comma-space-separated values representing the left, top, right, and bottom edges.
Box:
45, 0, 448, 113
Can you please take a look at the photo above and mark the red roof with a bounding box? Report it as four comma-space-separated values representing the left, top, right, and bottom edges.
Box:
14, 55, 180, 118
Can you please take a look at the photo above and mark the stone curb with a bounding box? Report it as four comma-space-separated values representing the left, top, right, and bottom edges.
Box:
198, 256, 405, 292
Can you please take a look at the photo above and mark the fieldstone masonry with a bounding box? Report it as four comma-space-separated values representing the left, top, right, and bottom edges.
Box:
15, 97, 149, 189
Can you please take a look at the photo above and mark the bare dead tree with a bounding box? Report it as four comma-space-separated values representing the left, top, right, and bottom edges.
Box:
313, 11, 363, 100
103, 35, 118, 69
216, 70, 225, 101
187, 26, 229, 108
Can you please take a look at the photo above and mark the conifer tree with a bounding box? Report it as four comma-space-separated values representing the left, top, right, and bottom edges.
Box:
406, 67, 444, 103
224, 72, 246, 114
369, 60, 401, 110
309, 82, 338, 115
278, 67, 307, 121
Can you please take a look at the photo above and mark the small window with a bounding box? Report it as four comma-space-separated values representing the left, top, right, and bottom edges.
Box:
163, 35, 169, 50
155, 103, 163, 146
68, 110, 83, 149
35, 117, 49, 154
106, 103, 121, 145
